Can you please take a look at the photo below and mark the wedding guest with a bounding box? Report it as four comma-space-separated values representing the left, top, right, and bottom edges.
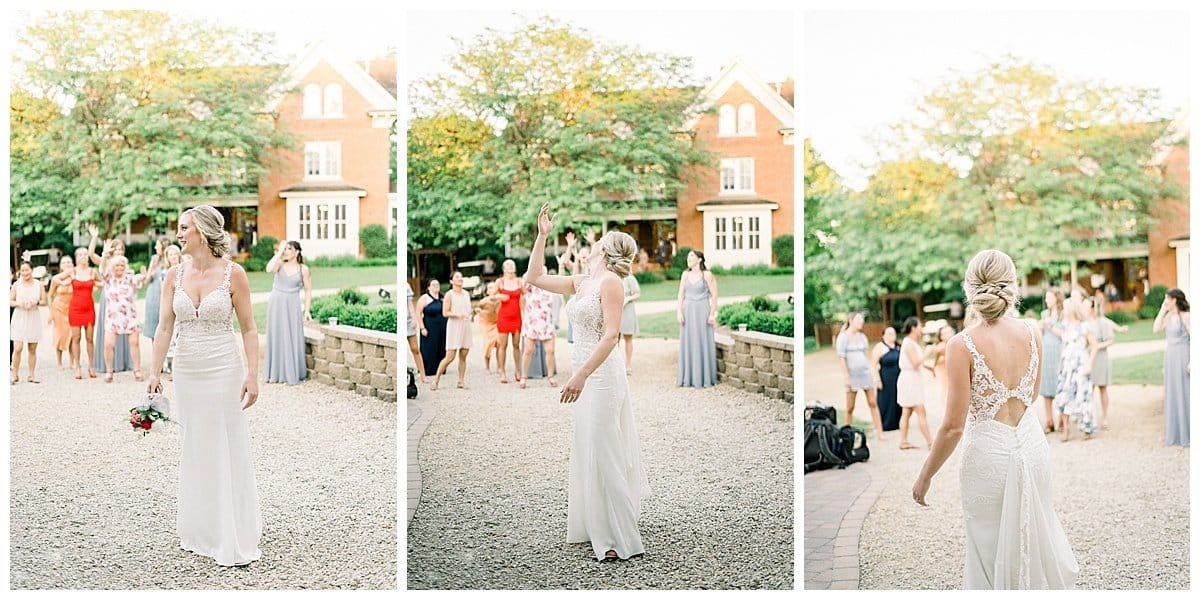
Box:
495, 260, 524, 384
264, 240, 312, 385
68, 247, 99, 379
1054, 299, 1098, 440
1038, 290, 1065, 433
475, 281, 502, 375
1154, 289, 1190, 446
837, 311, 885, 439
48, 256, 76, 370
406, 282, 427, 383
871, 326, 902, 431
1083, 297, 1128, 430
520, 268, 559, 388
677, 250, 718, 388
87, 227, 134, 374
432, 272, 473, 390
10, 261, 46, 383
619, 273, 641, 375
416, 279, 447, 377
143, 237, 174, 346
897, 317, 936, 449
100, 255, 146, 383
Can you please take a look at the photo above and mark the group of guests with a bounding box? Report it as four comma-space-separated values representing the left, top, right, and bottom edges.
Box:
836, 285, 1190, 449
10, 220, 316, 388
404, 234, 721, 391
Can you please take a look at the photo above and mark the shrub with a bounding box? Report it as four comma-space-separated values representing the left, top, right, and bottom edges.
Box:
717, 303, 757, 327
360, 224, 395, 259
1139, 285, 1169, 319
240, 257, 267, 272
717, 299, 794, 337
306, 255, 396, 267
634, 270, 665, 285
338, 287, 370, 305
309, 294, 395, 334
709, 264, 794, 276
750, 294, 780, 312
772, 234, 794, 267
663, 267, 684, 281
671, 246, 693, 271
1022, 294, 1045, 317
251, 236, 278, 262
1106, 310, 1135, 325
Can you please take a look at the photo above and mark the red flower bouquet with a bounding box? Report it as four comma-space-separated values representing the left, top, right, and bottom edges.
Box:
129, 393, 173, 436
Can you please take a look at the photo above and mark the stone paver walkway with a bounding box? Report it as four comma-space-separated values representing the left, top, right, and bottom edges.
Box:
803, 466, 886, 589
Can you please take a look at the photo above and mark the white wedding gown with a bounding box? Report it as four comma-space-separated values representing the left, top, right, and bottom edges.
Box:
565, 281, 652, 560
958, 319, 1078, 588
172, 261, 262, 566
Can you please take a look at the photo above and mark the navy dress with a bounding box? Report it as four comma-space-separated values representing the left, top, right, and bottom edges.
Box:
877, 342, 902, 430
419, 294, 447, 375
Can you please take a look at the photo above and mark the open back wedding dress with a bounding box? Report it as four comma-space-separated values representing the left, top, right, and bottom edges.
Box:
565, 280, 651, 560
958, 319, 1078, 588
173, 261, 262, 566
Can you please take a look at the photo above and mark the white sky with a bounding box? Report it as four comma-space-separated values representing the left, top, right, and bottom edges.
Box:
407, 9, 795, 91
805, 9, 1191, 190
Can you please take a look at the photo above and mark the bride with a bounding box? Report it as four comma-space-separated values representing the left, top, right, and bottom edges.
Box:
147, 205, 263, 566
523, 203, 651, 561
911, 249, 1078, 589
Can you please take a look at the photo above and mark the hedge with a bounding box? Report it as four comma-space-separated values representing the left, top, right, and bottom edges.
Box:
716, 300, 794, 337
310, 289, 396, 334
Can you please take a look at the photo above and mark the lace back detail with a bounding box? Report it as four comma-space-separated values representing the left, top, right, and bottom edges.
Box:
961, 320, 1039, 425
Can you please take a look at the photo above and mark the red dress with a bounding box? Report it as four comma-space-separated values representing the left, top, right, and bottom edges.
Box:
68, 277, 96, 327
496, 282, 523, 334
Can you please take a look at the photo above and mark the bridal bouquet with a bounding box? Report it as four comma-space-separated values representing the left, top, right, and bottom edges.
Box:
130, 393, 174, 436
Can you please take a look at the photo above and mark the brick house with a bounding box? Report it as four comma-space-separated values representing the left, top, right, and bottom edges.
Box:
676, 58, 794, 268
259, 40, 398, 257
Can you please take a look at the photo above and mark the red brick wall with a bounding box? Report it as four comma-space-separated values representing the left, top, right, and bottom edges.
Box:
676, 82, 794, 257
258, 60, 393, 253
1148, 144, 1190, 289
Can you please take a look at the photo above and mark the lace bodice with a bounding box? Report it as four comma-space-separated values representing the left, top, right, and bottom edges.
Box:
567, 284, 604, 346
961, 320, 1039, 426
173, 261, 235, 337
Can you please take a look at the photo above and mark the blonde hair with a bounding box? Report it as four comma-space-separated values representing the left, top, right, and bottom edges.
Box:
109, 255, 129, 268
963, 249, 1019, 323
1062, 298, 1085, 321
601, 231, 637, 278
182, 205, 232, 258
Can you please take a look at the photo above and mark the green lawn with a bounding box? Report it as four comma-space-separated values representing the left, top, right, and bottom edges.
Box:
1111, 350, 1164, 386
636, 311, 682, 339
636, 274, 794, 302
132, 265, 396, 299
1113, 319, 1162, 343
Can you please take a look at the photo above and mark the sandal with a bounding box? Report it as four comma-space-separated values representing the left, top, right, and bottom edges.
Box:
10, 374, 18, 384
499, 375, 509, 384
27, 377, 40, 384
899, 442, 916, 450
456, 381, 467, 389
519, 379, 527, 389
88, 369, 97, 379
134, 370, 144, 382
601, 550, 619, 562
548, 376, 559, 388
104, 373, 113, 383
74, 371, 83, 380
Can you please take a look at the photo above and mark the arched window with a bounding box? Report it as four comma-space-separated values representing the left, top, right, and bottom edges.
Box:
737, 103, 756, 135
323, 83, 343, 116
303, 84, 321, 118
718, 104, 735, 136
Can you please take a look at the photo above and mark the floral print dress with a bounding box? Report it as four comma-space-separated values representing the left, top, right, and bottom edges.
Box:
522, 283, 557, 341
1053, 321, 1096, 434
103, 271, 140, 335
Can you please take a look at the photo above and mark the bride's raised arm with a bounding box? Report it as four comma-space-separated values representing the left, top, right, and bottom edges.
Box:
525, 202, 584, 296
913, 334, 972, 505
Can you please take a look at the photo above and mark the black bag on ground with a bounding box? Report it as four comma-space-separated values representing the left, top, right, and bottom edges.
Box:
407, 369, 418, 399
804, 405, 845, 473
836, 425, 870, 465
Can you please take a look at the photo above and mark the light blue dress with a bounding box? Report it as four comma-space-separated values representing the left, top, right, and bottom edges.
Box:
677, 273, 717, 387
1039, 309, 1063, 397
144, 269, 166, 340
264, 267, 307, 385
1163, 316, 1189, 446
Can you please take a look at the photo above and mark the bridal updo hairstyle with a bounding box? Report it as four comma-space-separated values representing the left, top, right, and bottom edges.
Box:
963, 249, 1020, 323
601, 231, 638, 278
183, 205, 233, 258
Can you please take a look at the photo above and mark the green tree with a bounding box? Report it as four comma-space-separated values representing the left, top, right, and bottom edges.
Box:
11, 10, 295, 239
408, 15, 713, 249
812, 56, 1179, 316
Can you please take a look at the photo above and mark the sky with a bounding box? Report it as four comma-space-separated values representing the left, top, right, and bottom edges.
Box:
406, 10, 795, 92
805, 9, 1191, 190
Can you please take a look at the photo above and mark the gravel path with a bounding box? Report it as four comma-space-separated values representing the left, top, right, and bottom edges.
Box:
406, 337, 794, 590
10, 312, 397, 589
805, 347, 1189, 589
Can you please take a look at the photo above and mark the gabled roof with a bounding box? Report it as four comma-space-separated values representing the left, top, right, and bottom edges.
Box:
265, 38, 397, 114
684, 57, 794, 131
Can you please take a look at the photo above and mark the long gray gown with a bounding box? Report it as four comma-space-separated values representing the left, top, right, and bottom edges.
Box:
93, 294, 133, 373
1163, 316, 1189, 446
264, 267, 307, 385
677, 273, 717, 387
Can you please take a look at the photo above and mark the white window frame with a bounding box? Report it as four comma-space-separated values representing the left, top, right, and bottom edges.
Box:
283, 192, 364, 258
698, 205, 776, 268
333, 203, 348, 240
737, 103, 756, 135
323, 83, 344, 117
719, 158, 754, 195
748, 216, 761, 250
302, 84, 322, 118
304, 141, 342, 181
715, 217, 727, 250
717, 104, 736, 136
298, 204, 313, 241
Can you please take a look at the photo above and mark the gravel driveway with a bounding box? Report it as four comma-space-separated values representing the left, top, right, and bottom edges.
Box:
10, 319, 397, 590
406, 337, 794, 590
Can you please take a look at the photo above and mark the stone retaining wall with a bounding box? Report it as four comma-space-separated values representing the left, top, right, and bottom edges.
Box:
305, 324, 398, 402
715, 330, 795, 403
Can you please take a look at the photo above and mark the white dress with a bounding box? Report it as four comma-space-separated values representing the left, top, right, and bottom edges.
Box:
172, 261, 262, 566
565, 280, 652, 560
896, 337, 925, 408
958, 320, 1078, 588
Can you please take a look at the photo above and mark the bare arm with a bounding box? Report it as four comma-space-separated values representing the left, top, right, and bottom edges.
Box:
913, 335, 971, 505
705, 271, 719, 324
559, 275, 624, 403
147, 266, 180, 379
870, 344, 884, 387
1182, 312, 1190, 336
415, 296, 430, 333
229, 264, 260, 409
266, 241, 285, 273
9, 284, 17, 308
301, 265, 313, 322
525, 203, 584, 296
1153, 304, 1169, 333
676, 276, 686, 324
